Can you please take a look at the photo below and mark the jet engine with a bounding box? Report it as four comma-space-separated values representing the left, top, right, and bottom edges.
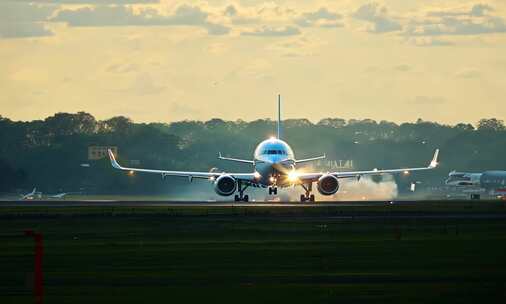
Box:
317, 174, 339, 195
214, 175, 237, 196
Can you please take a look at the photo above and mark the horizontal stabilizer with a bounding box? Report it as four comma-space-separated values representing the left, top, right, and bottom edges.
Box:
295, 154, 326, 164
218, 152, 254, 164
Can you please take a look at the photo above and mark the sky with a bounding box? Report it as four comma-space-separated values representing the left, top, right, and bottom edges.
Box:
1, 0, 506, 125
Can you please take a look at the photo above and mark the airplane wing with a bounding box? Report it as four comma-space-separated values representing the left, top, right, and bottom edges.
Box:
297, 149, 440, 183
108, 150, 257, 182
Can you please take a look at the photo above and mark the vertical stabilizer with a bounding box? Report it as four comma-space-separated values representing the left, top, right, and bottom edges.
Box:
277, 94, 281, 139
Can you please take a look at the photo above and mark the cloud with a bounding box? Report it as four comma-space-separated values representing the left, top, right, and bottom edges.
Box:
0, 2, 55, 23
427, 4, 493, 18
15, 0, 159, 3
0, 22, 53, 39
405, 4, 506, 36
267, 36, 325, 57
406, 37, 454, 47
224, 4, 237, 17
470, 4, 493, 17
353, 2, 402, 33
221, 4, 259, 25
294, 7, 343, 28
52, 4, 230, 35
348, 2, 506, 44
0, 2, 56, 38
241, 25, 300, 37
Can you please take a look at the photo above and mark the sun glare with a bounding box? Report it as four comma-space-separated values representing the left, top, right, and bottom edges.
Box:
288, 171, 299, 182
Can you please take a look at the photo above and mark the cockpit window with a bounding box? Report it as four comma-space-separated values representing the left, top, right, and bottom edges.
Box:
262, 150, 287, 155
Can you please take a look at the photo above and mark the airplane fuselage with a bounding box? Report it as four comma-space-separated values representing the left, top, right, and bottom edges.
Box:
253, 138, 297, 187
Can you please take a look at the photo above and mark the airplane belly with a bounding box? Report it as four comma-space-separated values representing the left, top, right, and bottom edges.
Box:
255, 162, 276, 185
254, 161, 293, 186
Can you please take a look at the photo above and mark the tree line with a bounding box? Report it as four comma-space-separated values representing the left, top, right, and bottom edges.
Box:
1, 112, 505, 195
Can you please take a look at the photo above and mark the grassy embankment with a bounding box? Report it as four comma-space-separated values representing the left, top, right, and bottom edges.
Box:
1, 202, 505, 303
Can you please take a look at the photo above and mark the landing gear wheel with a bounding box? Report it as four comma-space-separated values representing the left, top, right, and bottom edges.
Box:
300, 182, 315, 203
234, 180, 250, 202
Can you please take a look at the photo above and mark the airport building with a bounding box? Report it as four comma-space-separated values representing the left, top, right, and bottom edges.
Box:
88, 146, 118, 160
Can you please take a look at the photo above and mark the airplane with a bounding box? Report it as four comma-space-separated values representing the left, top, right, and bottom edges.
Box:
20, 188, 39, 200
446, 170, 506, 198
445, 171, 482, 187
107, 95, 440, 202
47, 192, 69, 199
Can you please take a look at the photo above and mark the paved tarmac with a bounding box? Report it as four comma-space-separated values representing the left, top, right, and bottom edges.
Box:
2, 200, 506, 220
0, 200, 418, 207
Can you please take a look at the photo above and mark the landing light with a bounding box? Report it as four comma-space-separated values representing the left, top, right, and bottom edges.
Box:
288, 171, 299, 182
254, 171, 261, 179
403, 170, 410, 175
269, 176, 275, 183
128, 170, 135, 176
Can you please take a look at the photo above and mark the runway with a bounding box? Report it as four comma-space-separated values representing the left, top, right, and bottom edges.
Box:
0, 200, 506, 219
0, 199, 429, 208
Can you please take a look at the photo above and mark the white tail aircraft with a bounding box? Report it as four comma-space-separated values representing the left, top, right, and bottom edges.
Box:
20, 188, 38, 200
108, 96, 439, 202
47, 192, 69, 199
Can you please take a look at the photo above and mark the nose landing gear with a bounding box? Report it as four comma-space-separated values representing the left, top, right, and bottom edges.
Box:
268, 187, 278, 195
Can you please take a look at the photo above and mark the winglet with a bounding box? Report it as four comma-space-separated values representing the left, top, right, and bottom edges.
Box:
429, 149, 440, 168
108, 149, 122, 169
218, 152, 222, 159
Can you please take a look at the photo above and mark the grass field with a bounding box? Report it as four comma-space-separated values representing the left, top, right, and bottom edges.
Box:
1, 202, 506, 303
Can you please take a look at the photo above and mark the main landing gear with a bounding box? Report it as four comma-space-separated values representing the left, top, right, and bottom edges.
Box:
234, 180, 250, 202
300, 183, 315, 202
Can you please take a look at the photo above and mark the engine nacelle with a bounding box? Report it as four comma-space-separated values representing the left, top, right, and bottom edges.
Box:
317, 174, 339, 196
214, 175, 237, 196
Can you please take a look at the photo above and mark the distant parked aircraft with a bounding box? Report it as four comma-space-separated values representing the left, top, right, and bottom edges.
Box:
19, 189, 77, 200
108, 96, 439, 202
20, 188, 39, 200
446, 170, 506, 198
47, 192, 69, 199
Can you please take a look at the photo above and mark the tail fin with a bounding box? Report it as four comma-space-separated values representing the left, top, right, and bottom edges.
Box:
277, 94, 281, 139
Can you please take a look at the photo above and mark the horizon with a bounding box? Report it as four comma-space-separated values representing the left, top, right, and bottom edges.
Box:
0, 110, 497, 127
